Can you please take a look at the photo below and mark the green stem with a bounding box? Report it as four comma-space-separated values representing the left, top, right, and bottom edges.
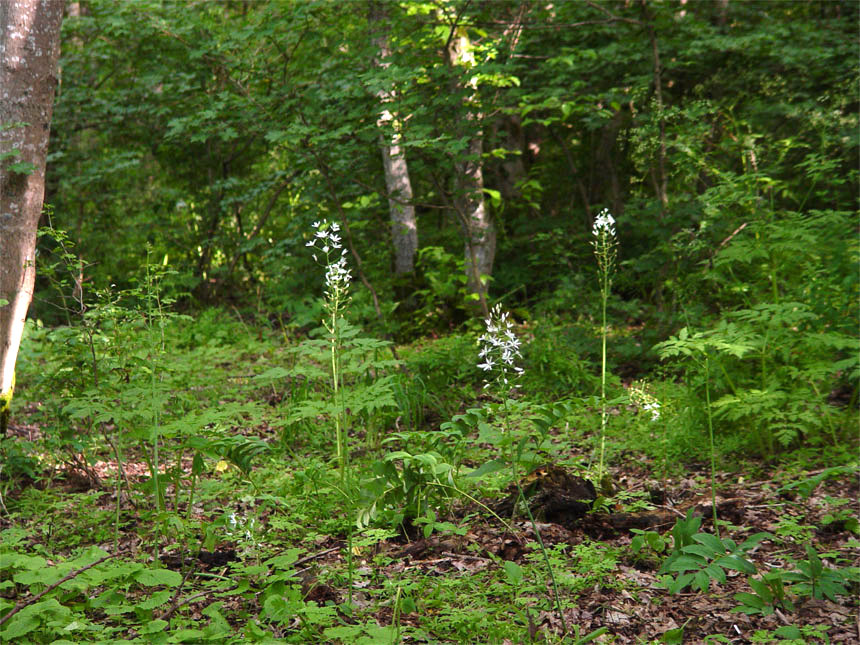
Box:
330, 297, 345, 484
146, 255, 164, 516
104, 427, 123, 552
514, 479, 567, 637
716, 361, 740, 398
598, 272, 609, 483
504, 397, 566, 636
346, 525, 354, 607
704, 356, 719, 538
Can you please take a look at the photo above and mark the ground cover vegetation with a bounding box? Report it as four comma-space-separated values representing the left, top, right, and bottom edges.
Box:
1, 0, 858, 642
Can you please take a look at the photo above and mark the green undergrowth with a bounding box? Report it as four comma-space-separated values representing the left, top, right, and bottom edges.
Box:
1, 305, 856, 643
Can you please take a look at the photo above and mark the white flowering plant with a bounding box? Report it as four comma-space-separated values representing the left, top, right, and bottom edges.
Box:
305, 219, 352, 481
477, 304, 525, 391
591, 209, 618, 488
629, 381, 661, 422
475, 303, 566, 633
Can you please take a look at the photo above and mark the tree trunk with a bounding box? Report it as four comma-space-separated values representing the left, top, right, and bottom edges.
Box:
446, 27, 494, 317
0, 0, 65, 435
369, 1, 418, 276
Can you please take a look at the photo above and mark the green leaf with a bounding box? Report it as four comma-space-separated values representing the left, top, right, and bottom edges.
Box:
253, 367, 291, 381
682, 544, 719, 559
693, 570, 710, 592
669, 555, 706, 572
661, 626, 685, 644
14, 565, 66, 586
482, 188, 502, 208
465, 459, 506, 478
134, 568, 183, 587
137, 590, 173, 610
139, 619, 169, 634
265, 549, 302, 570
715, 554, 757, 574
692, 532, 725, 554
323, 625, 364, 640
669, 573, 694, 594
168, 628, 208, 642
805, 545, 823, 577
704, 563, 727, 584
574, 627, 609, 644
747, 577, 773, 602
733, 592, 765, 609
773, 626, 803, 639
503, 560, 524, 585
1, 612, 40, 640
738, 532, 772, 551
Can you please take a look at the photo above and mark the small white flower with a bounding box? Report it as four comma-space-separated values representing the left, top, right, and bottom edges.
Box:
592, 209, 616, 237
478, 358, 495, 371
630, 381, 660, 422
643, 402, 660, 421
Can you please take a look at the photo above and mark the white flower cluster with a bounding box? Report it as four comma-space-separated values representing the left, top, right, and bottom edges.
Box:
306, 220, 351, 293
478, 303, 524, 387
324, 255, 351, 292
592, 208, 616, 238
629, 381, 661, 421
226, 511, 256, 542
591, 208, 618, 278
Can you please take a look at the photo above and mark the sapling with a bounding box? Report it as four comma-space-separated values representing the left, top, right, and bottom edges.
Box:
591, 209, 617, 488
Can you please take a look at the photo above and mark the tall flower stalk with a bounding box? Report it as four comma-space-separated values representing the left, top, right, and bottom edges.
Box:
306, 220, 352, 483
592, 209, 617, 487
478, 305, 566, 636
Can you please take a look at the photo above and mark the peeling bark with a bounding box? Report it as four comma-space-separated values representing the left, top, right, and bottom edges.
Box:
0, 0, 65, 434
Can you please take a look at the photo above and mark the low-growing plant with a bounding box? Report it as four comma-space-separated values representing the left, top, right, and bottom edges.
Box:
747, 624, 832, 644
772, 515, 816, 544
0, 539, 185, 643
358, 448, 457, 533
630, 528, 668, 563
732, 571, 795, 616
781, 545, 859, 603
656, 511, 770, 594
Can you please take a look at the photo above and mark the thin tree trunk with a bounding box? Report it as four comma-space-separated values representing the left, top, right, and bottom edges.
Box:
0, 0, 65, 435
369, 1, 418, 276
446, 27, 494, 317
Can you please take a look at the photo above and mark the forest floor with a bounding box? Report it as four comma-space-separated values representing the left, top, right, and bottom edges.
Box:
3, 408, 857, 644
2, 322, 858, 644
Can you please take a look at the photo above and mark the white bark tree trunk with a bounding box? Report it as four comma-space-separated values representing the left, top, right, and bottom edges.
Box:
0, 0, 65, 434
370, 2, 417, 276
446, 28, 495, 317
